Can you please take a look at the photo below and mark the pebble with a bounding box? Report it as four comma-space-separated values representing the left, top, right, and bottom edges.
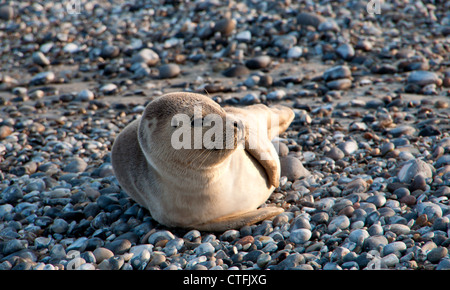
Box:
419, 125, 441, 137
326, 78, 352, 90
76, 89, 95, 102
63, 157, 88, 173
149, 252, 166, 267
337, 140, 358, 155
432, 217, 449, 231
415, 202, 443, 220
63, 43, 79, 54
280, 156, 311, 181
385, 224, 410, 235
258, 75, 273, 87
2, 185, 23, 204
381, 142, 395, 156
108, 256, 125, 270
67, 237, 89, 252
367, 223, 382, 237
311, 212, 329, 224
409, 174, 427, 192
367, 195, 386, 208
257, 253, 271, 268
3, 239, 27, 255
32, 51, 50, 66
320, 19, 341, 32
322, 65, 352, 81
407, 71, 441, 86
400, 195, 417, 206
236, 30, 251, 42
222, 65, 250, 78
427, 247, 448, 264
130, 244, 154, 256
50, 244, 66, 260
29, 71, 55, 85
105, 239, 131, 255
159, 64, 181, 79
364, 235, 388, 251
336, 43, 355, 61
213, 18, 236, 36
50, 218, 69, 234
78, 263, 96, 270
0, 4, 14, 20
245, 56, 272, 70
437, 259, 450, 270
328, 215, 350, 232
148, 230, 175, 245
101, 45, 120, 59
287, 46, 303, 59
382, 241, 407, 257
331, 247, 350, 263
291, 216, 311, 231
343, 178, 368, 195
99, 83, 118, 95
240, 93, 259, 105
388, 125, 416, 138
132, 48, 160, 66
0, 125, 13, 139
130, 249, 151, 269
266, 90, 287, 101
0, 204, 13, 218
195, 242, 215, 256
325, 147, 345, 161
435, 155, 450, 168
397, 159, 433, 183
273, 34, 297, 50
93, 247, 114, 263
348, 229, 369, 245
381, 253, 400, 267
297, 12, 326, 28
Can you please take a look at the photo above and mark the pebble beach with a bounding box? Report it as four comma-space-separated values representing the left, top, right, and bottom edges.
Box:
0, 0, 449, 270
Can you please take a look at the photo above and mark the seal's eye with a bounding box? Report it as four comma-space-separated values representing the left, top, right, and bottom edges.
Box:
190, 117, 205, 127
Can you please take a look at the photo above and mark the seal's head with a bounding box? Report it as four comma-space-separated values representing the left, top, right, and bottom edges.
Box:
138, 92, 243, 168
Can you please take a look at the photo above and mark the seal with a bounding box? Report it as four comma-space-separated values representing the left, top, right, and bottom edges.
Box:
111, 92, 294, 231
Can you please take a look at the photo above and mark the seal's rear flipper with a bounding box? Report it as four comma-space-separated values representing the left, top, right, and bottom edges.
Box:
265, 105, 295, 139
191, 207, 284, 232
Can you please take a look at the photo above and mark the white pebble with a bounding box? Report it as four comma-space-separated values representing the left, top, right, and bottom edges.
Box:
287, 46, 303, 59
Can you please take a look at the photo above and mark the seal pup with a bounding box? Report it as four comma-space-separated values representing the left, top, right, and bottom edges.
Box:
112, 92, 294, 231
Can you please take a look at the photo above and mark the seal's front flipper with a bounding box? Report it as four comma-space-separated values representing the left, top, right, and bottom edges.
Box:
191, 207, 284, 232
224, 105, 294, 188
244, 131, 280, 188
